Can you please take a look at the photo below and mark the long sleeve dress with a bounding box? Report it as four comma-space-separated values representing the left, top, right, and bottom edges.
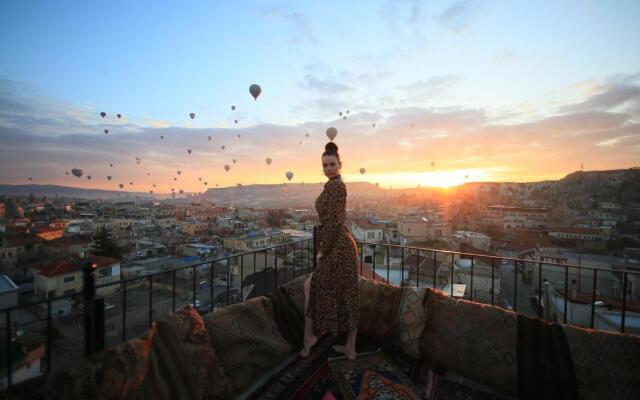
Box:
306, 174, 360, 335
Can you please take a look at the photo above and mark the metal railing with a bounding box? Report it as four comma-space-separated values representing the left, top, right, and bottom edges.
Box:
2, 237, 638, 389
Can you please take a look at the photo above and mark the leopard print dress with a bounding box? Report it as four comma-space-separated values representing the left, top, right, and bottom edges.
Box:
306, 174, 360, 335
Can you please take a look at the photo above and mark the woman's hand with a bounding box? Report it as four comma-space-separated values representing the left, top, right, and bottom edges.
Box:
316, 251, 323, 264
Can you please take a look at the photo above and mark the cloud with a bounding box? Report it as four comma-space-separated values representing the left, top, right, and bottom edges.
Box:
262, 8, 316, 44
399, 74, 461, 98
435, 0, 478, 33
299, 74, 354, 95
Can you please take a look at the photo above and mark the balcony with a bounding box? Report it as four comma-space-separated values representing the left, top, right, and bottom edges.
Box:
1, 239, 639, 398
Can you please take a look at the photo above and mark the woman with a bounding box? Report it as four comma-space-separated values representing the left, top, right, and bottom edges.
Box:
300, 142, 360, 361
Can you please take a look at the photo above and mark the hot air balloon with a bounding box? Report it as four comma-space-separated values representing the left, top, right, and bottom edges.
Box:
430, 161, 435, 167
231, 105, 236, 111
65, 171, 69, 175
342, 116, 347, 120
179, 189, 184, 194
129, 181, 133, 186
339, 112, 343, 117
71, 168, 83, 178
104, 129, 109, 134
28, 177, 32, 181
237, 183, 242, 187
208, 136, 212, 141
147, 172, 151, 176
286, 171, 294, 181
171, 188, 175, 192
100, 112, 106, 118
346, 110, 350, 114
215, 184, 219, 187
375, 182, 380, 187
411, 123, 415, 128
305, 133, 310, 138
119, 183, 124, 189
174, 177, 177, 181
198, 177, 202, 181
187, 149, 192, 154
152, 184, 156, 188
117, 113, 122, 119
204, 182, 208, 185
107, 176, 112, 181
189, 113, 195, 120
237, 134, 241, 138
465, 174, 469, 180
249, 84, 261, 100
372, 123, 376, 127
326, 127, 337, 141
224, 164, 230, 172
266, 157, 272, 165
160, 135, 164, 139
87, 175, 92, 180
150, 190, 153, 194
221, 145, 225, 150
232, 159, 236, 164
177, 170, 182, 175
360, 167, 366, 175
234, 120, 238, 124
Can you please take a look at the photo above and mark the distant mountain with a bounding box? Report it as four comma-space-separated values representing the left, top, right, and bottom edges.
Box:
0, 184, 157, 201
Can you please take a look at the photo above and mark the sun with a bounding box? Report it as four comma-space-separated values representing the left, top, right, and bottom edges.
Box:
356, 169, 493, 189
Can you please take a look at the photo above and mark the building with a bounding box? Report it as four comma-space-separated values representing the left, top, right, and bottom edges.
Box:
452, 231, 491, 251
0, 275, 19, 310
349, 218, 385, 243
34, 227, 64, 242
0, 202, 5, 218
482, 205, 548, 230
397, 218, 452, 246
180, 221, 209, 236
48, 220, 70, 230
548, 227, 607, 242
0, 243, 18, 269
31, 255, 121, 298
182, 243, 218, 258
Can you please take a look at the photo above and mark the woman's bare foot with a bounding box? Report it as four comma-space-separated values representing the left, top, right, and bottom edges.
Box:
333, 345, 356, 361
299, 335, 318, 358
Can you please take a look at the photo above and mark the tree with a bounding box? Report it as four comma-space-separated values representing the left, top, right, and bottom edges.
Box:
91, 226, 122, 259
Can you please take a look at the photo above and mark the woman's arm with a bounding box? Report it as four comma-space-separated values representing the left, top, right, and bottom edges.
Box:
318, 181, 347, 256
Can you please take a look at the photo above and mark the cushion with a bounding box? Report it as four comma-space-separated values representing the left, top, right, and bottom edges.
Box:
421, 288, 518, 396
563, 324, 640, 400
162, 305, 211, 347
358, 276, 404, 340
279, 273, 310, 315
203, 296, 293, 395
395, 286, 428, 358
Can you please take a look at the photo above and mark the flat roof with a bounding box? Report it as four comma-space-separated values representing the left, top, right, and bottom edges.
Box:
0, 275, 18, 293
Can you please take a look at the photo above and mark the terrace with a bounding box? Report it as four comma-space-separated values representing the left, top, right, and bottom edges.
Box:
1, 238, 639, 399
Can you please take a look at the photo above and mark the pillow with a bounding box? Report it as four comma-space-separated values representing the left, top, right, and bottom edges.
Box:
279, 273, 310, 315
395, 286, 428, 358
162, 305, 210, 347
202, 296, 292, 395
358, 276, 404, 340
563, 324, 640, 400
421, 288, 518, 396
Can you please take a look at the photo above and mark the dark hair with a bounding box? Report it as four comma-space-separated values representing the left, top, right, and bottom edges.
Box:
322, 142, 340, 161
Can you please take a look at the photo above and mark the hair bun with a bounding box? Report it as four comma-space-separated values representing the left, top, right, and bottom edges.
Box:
325, 142, 339, 153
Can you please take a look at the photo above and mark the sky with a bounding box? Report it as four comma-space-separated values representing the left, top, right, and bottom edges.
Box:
1, 0, 639, 192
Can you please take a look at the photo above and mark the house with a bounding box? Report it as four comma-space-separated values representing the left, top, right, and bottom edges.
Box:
482, 205, 548, 230
452, 231, 491, 251
182, 243, 218, 258
31, 255, 121, 298
34, 227, 64, 242
349, 218, 384, 243
397, 218, 452, 246
0, 275, 18, 310
180, 220, 209, 236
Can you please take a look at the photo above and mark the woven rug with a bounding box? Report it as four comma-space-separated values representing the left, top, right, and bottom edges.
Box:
328, 349, 422, 400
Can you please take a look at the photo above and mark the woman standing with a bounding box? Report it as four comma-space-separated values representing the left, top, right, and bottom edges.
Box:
300, 142, 360, 360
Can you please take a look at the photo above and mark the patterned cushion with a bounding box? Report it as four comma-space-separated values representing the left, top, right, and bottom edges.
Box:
202, 296, 293, 395
421, 288, 518, 396
395, 286, 428, 358
358, 276, 404, 339
280, 273, 310, 315
563, 324, 640, 400
162, 305, 210, 347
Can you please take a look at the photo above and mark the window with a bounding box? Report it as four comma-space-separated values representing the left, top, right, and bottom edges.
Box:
435, 230, 442, 238
63, 275, 75, 283
367, 232, 375, 239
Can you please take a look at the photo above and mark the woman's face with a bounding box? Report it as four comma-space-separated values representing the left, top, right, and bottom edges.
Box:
322, 155, 341, 179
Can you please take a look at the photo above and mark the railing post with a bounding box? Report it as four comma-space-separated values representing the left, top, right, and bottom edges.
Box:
6, 310, 12, 387
433, 251, 437, 289
450, 253, 454, 296
46, 298, 52, 373
226, 258, 230, 305
386, 245, 390, 283
83, 260, 104, 356
491, 258, 495, 306
416, 248, 420, 287
590, 269, 597, 329
210, 261, 215, 312
400, 246, 405, 287
122, 281, 127, 342
564, 265, 569, 324
148, 275, 153, 327
263, 249, 268, 296
470, 257, 474, 301
621, 272, 627, 333
192, 265, 197, 307
514, 260, 518, 312
373, 244, 377, 279
172, 270, 176, 312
